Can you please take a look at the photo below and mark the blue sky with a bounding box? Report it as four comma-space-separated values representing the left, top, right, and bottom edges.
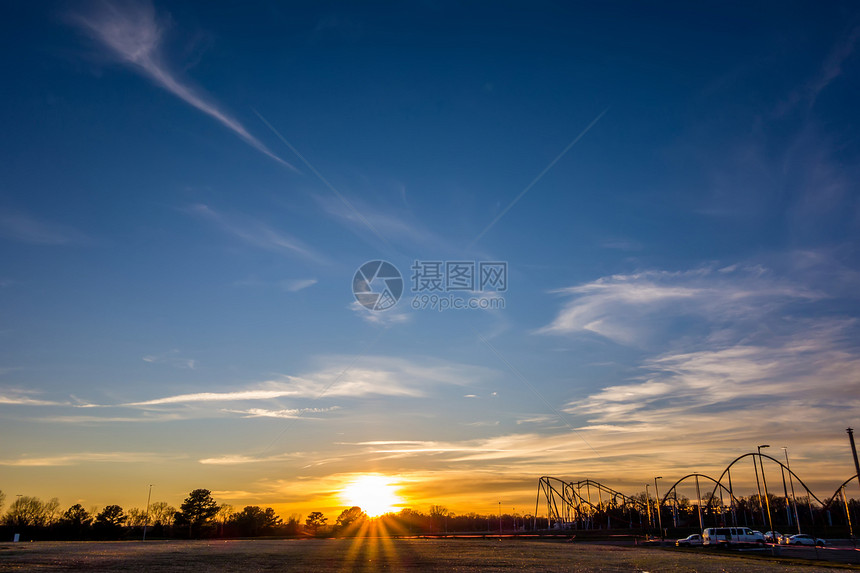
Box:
1, 1, 859, 517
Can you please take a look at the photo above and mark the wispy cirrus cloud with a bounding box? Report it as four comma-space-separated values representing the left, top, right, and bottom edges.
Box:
280, 278, 317, 292
142, 349, 196, 369
187, 204, 326, 262
555, 319, 860, 484
0, 208, 88, 245
67, 0, 295, 170
775, 25, 860, 116
0, 389, 93, 407
126, 355, 488, 407
223, 406, 340, 419
569, 320, 860, 425
200, 452, 303, 465
34, 413, 186, 424
349, 301, 411, 326
0, 451, 175, 466
232, 276, 318, 292
537, 264, 822, 345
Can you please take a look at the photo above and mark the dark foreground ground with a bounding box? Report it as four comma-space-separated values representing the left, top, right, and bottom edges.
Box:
1, 538, 858, 572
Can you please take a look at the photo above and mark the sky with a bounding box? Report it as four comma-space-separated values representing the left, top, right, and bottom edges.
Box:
1, 1, 860, 519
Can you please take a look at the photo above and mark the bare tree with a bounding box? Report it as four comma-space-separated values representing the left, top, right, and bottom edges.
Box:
216, 503, 233, 536
126, 507, 148, 527
43, 498, 61, 526
148, 501, 175, 526
4, 496, 49, 527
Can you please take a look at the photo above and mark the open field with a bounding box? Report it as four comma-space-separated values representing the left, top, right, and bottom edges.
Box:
1, 539, 858, 572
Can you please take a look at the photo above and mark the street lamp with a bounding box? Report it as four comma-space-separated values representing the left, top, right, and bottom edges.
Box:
758, 445, 774, 537
654, 477, 664, 541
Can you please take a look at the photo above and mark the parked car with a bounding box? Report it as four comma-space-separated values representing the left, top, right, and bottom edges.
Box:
675, 534, 703, 547
787, 534, 826, 546
702, 527, 766, 546
764, 531, 786, 544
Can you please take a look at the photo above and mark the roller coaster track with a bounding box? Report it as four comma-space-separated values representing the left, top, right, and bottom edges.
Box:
537, 451, 859, 530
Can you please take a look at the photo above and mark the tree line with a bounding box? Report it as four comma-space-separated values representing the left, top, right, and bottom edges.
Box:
2, 488, 855, 541
0, 488, 299, 540
0, 488, 539, 540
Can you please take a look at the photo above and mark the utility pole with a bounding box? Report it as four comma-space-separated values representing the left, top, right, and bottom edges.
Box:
142, 484, 153, 541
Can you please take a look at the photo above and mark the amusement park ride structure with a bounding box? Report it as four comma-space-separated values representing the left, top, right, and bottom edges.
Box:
536, 433, 860, 534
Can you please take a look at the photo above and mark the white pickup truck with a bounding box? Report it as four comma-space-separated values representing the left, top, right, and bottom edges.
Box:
702, 527, 765, 546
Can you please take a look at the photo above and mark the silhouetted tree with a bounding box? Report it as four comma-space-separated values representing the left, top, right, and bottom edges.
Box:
285, 513, 302, 536
126, 507, 147, 527
58, 503, 93, 538
216, 504, 234, 536
231, 505, 282, 536
336, 506, 367, 531
43, 498, 61, 526
94, 505, 126, 539
175, 489, 218, 537
429, 505, 450, 532
305, 511, 327, 534
4, 495, 48, 527
148, 501, 175, 527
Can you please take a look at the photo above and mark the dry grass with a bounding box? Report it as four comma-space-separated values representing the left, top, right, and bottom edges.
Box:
0, 538, 856, 572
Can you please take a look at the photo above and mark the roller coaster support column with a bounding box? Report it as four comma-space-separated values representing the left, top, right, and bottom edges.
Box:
695, 475, 704, 531
758, 445, 775, 538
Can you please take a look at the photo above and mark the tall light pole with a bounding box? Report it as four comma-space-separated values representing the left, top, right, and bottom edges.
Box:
498, 501, 502, 535
142, 484, 153, 541
645, 483, 652, 533
758, 445, 774, 536
654, 477, 664, 541
783, 447, 801, 534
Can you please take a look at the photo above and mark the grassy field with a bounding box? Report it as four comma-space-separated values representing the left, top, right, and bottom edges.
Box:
1, 538, 858, 572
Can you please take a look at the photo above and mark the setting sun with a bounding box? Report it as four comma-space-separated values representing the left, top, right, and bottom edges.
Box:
340, 475, 403, 517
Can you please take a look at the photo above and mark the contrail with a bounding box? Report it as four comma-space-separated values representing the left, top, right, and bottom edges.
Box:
68, 0, 296, 171
469, 107, 608, 249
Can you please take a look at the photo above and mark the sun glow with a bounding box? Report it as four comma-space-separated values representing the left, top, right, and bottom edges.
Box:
340, 475, 403, 517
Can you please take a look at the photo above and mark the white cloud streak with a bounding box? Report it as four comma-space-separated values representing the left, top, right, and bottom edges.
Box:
0, 451, 173, 466
0, 209, 87, 245
537, 266, 821, 345
199, 452, 302, 465
68, 0, 295, 170
126, 356, 487, 407
0, 389, 93, 407
188, 204, 325, 262
223, 406, 340, 419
